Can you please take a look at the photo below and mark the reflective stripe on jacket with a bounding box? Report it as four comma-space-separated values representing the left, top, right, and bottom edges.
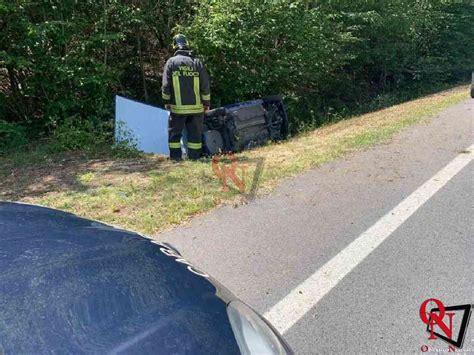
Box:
161, 50, 210, 115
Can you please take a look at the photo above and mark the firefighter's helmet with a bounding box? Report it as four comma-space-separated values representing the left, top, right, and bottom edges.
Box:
173, 34, 189, 50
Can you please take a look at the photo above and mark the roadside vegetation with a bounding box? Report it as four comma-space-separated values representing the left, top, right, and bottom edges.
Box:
1, 1, 472, 152
1, 86, 468, 234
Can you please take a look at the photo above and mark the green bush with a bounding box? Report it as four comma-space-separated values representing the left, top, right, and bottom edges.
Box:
185, 1, 355, 117
185, 0, 473, 132
0, 0, 192, 144
50, 116, 107, 152
0, 120, 28, 152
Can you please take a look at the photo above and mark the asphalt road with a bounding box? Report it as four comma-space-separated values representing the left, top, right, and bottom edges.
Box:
157, 99, 474, 354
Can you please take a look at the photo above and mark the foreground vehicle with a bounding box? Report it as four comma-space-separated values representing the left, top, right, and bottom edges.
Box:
0, 202, 292, 354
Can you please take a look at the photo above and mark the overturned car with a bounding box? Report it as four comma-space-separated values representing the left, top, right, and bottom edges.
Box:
202, 95, 289, 155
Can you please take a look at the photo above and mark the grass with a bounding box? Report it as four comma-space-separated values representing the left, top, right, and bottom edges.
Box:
0, 85, 469, 235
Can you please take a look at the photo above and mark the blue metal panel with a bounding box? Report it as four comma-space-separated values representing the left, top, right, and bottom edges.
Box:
115, 96, 170, 156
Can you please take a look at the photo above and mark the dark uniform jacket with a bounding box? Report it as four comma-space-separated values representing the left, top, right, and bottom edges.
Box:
162, 50, 210, 115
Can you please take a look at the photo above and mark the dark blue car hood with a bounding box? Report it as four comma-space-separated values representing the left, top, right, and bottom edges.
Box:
0, 202, 240, 354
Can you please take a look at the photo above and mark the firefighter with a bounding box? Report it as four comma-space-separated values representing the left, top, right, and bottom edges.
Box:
162, 34, 211, 160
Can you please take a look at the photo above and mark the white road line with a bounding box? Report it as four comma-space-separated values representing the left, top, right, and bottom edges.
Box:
264, 144, 474, 334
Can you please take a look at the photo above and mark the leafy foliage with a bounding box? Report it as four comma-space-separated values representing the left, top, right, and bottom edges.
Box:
0, 0, 191, 150
0, 0, 472, 150
0, 120, 27, 151
186, 0, 473, 131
